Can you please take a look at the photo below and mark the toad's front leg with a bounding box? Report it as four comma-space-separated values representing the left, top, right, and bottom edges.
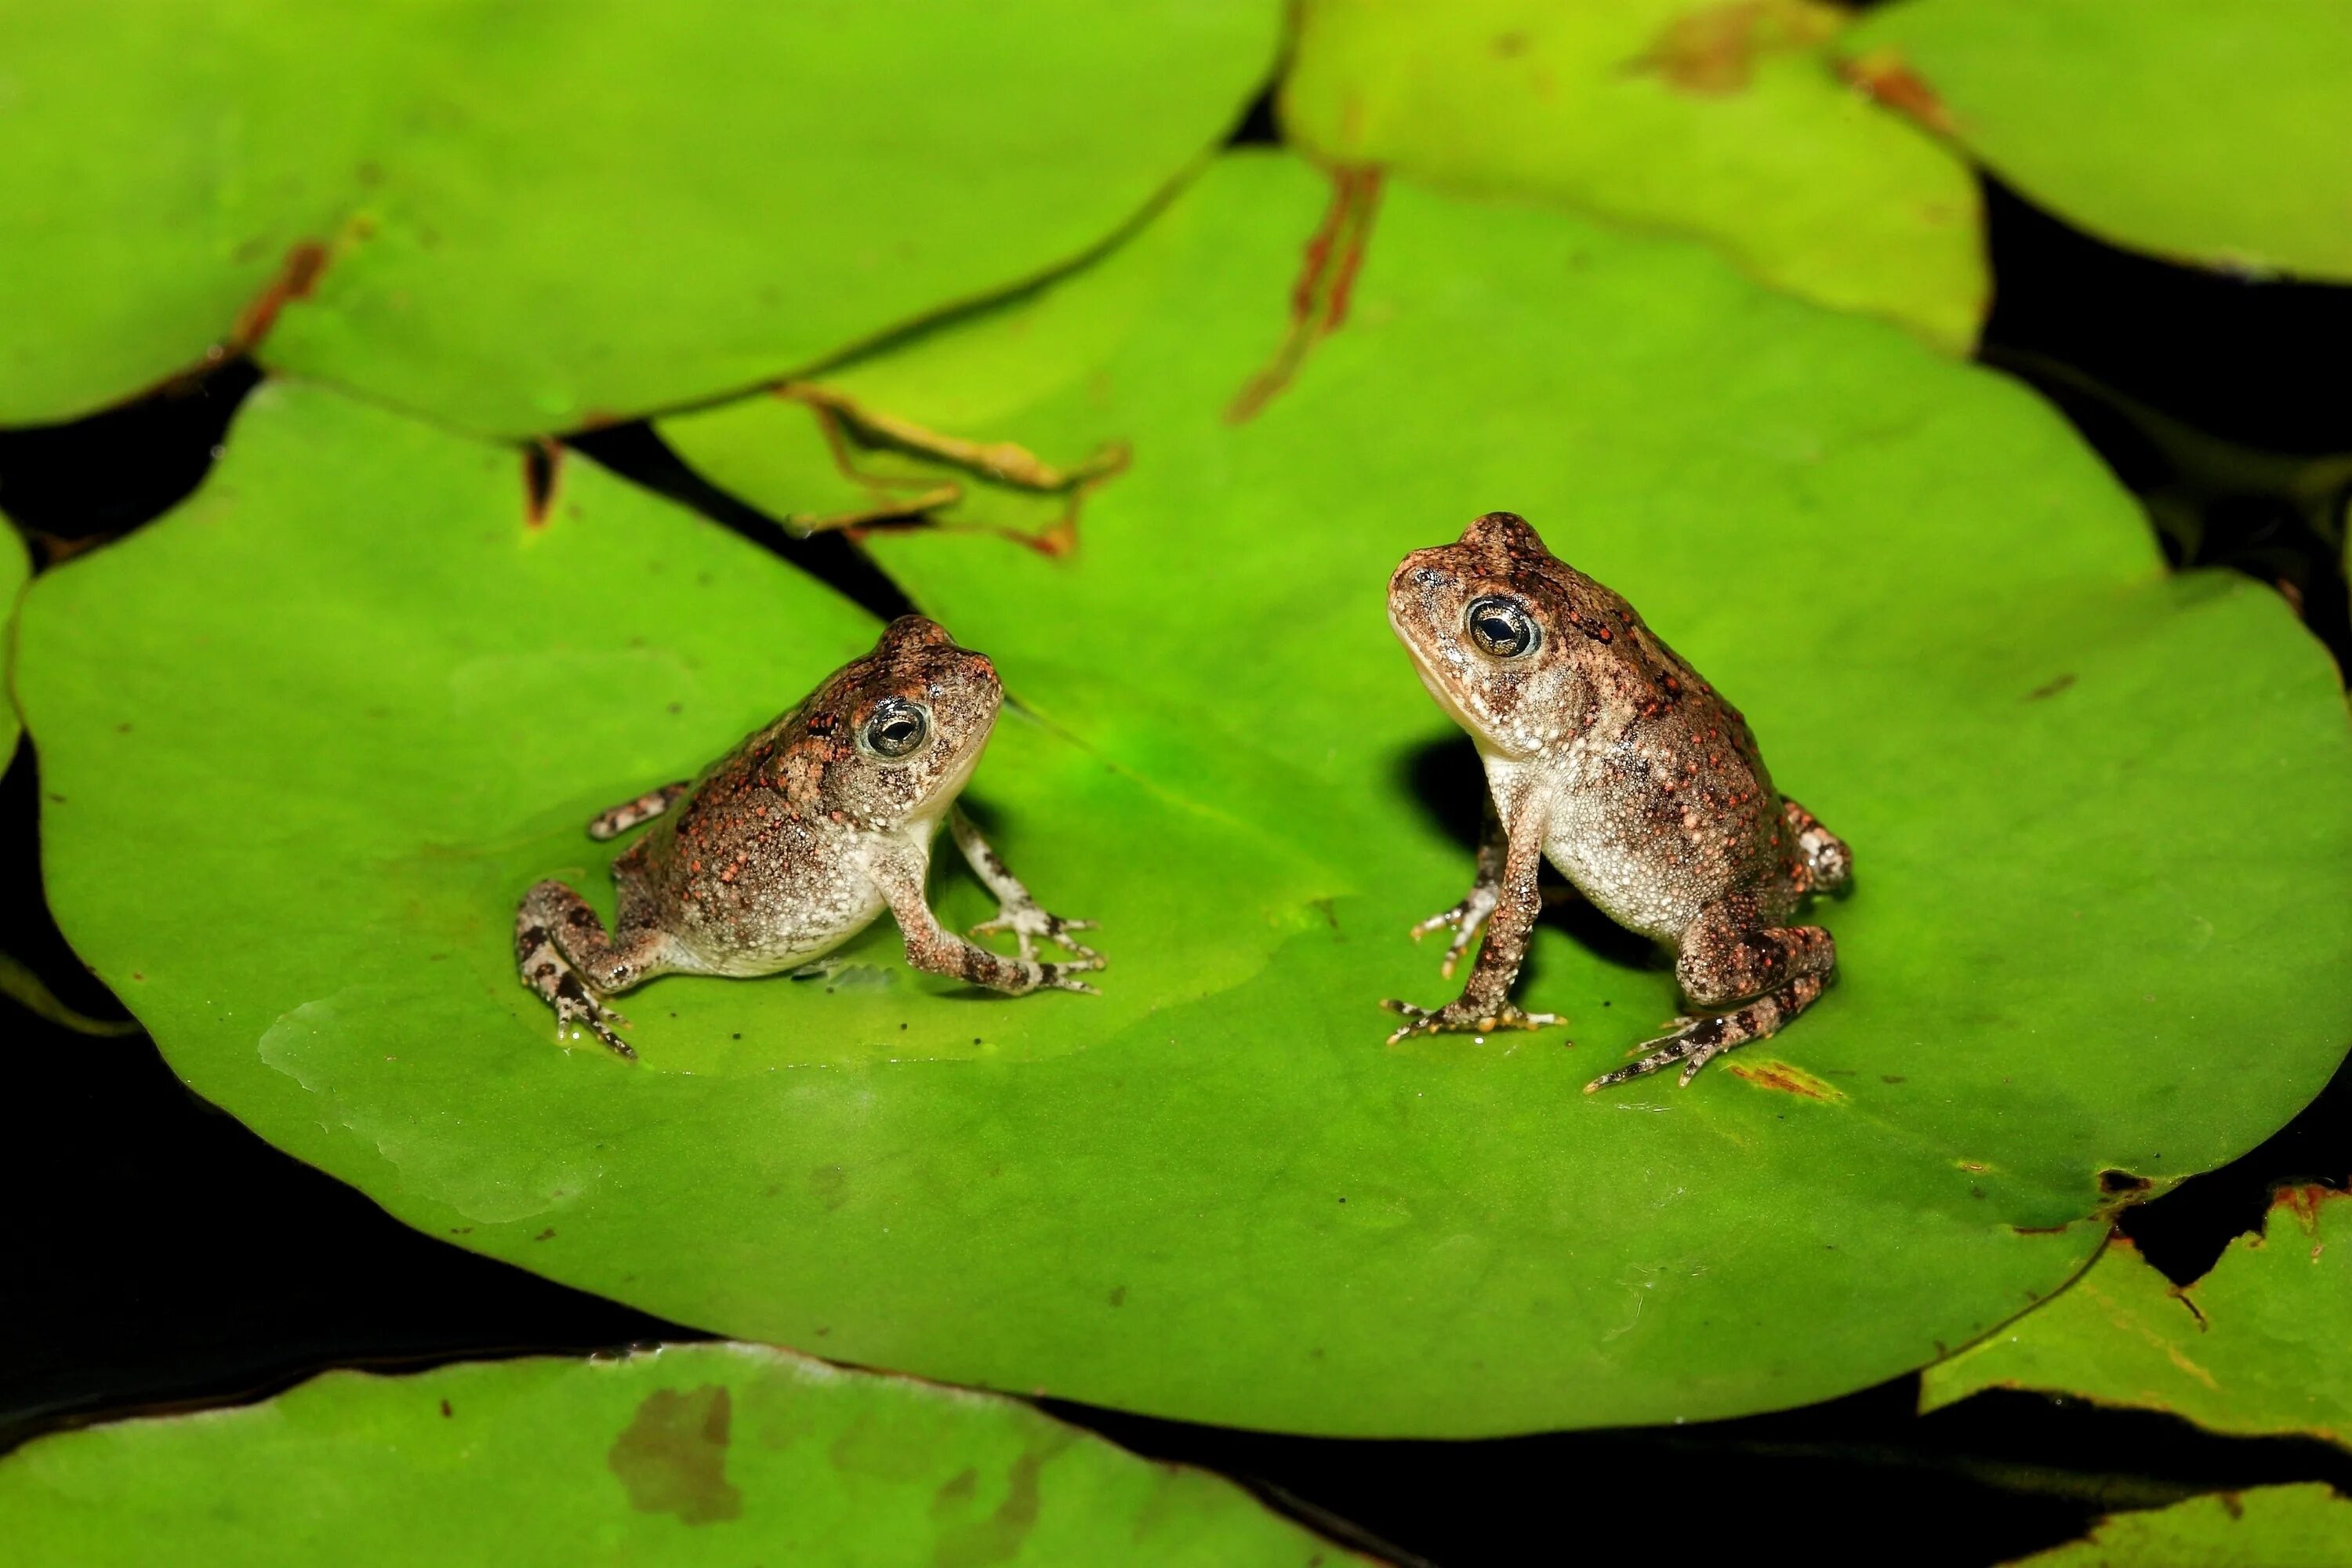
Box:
948, 804, 1099, 964
1382, 798, 1563, 1043
868, 835, 1102, 996
1584, 901, 1836, 1092
1408, 791, 1508, 978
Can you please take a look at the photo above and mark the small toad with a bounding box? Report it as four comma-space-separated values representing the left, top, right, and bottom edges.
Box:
1384, 512, 1849, 1091
516, 615, 1101, 1057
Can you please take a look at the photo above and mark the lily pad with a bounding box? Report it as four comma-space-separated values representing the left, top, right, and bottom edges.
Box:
1, 521, 25, 760
666, 154, 2352, 1421
24, 152, 2352, 1439
0, 0, 1280, 434
1923, 1188, 2352, 1448
0, 1345, 1361, 1566
1279, 0, 1984, 349
1841, 0, 2352, 280
2006, 1484, 2352, 1568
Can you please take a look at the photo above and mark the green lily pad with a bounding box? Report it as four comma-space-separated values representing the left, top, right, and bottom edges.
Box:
24, 151, 2352, 1439
0, 1345, 1361, 1566
2007, 1484, 2352, 1568
1923, 1189, 2352, 1447
1, 521, 26, 760
0, 0, 1279, 434
665, 154, 2352, 1421
1841, 0, 2352, 280
1279, 0, 1984, 349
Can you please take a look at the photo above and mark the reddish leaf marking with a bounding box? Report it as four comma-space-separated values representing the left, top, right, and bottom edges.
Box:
1225, 165, 1384, 425
523, 438, 562, 529
2272, 1182, 2340, 1233
1631, 0, 1839, 97
1726, 1058, 1844, 1101
1841, 48, 1956, 135
228, 241, 330, 353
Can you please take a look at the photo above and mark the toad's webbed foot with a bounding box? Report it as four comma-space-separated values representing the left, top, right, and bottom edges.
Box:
1407, 887, 1498, 979
1381, 996, 1565, 1046
969, 901, 1100, 965
947, 805, 1103, 975
1032, 952, 1106, 994
1583, 974, 1826, 1093
516, 918, 635, 1059
516, 878, 664, 1061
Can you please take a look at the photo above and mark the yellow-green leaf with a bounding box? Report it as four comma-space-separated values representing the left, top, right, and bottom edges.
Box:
0, 1345, 1361, 1567
1281, 0, 1984, 348
0, 0, 1280, 434
2008, 1484, 2352, 1568
1842, 0, 2352, 279
1924, 1189, 2352, 1449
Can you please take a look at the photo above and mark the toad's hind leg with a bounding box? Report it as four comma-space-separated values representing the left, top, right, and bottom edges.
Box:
1584, 901, 1836, 1092
1584, 975, 1829, 1094
587, 781, 690, 841
515, 879, 673, 1060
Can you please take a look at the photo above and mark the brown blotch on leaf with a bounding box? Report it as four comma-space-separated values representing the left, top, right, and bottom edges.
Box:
608, 1385, 743, 1526
2272, 1182, 2339, 1232
228, 241, 330, 352
1725, 1058, 1845, 1102
2024, 673, 2077, 702
1840, 47, 1957, 135
932, 1465, 979, 1517
523, 439, 561, 529
1631, 0, 1839, 96
2093, 1167, 2159, 1221
932, 1446, 1050, 1568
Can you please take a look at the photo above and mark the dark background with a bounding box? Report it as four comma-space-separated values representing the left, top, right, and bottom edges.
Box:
3, 105, 2348, 1566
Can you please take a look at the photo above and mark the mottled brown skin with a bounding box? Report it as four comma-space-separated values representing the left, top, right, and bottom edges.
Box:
1384, 512, 1850, 1091
516, 615, 1101, 1058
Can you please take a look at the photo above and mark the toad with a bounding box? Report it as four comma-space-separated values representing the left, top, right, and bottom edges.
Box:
1384, 512, 1849, 1091
516, 615, 1100, 1056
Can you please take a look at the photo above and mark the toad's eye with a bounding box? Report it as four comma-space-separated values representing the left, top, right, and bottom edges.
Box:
1465, 596, 1538, 659
860, 698, 931, 759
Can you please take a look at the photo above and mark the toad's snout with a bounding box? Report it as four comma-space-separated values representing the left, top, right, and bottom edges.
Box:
1387, 552, 1457, 633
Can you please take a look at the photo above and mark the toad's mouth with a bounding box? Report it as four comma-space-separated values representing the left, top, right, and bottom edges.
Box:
938, 709, 994, 797
1408, 650, 1480, 736
1390, 604, 1483, 739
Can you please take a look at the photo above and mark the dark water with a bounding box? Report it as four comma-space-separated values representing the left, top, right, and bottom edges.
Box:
2, 129, 2347, 1568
